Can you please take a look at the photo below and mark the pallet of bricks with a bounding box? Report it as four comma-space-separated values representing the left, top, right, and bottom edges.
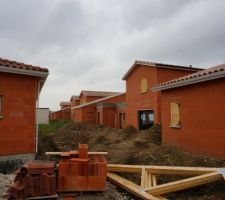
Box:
58, 144, 107, 192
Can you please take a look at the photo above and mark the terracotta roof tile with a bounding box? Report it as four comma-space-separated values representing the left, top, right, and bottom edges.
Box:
152, 63, 225, 90
0, 57, 49, 73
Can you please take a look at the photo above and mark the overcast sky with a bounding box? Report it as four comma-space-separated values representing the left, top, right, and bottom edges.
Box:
0, 0, 225, 110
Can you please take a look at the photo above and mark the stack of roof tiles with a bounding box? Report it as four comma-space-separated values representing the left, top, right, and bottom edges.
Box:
58, 144, 107, 192
7, 161, 57, 199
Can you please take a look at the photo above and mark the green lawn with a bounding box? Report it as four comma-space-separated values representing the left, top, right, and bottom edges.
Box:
38, 120, 70, 136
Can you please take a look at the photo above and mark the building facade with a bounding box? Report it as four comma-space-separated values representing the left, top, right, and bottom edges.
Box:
73, 93, 126, 128
0, 57, 48, 161
70, 95, 80, 121
152, 63, 225, 158
123, 60, 203, 130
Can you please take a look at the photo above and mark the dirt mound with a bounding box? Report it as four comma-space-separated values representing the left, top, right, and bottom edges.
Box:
38, 122, 225, 199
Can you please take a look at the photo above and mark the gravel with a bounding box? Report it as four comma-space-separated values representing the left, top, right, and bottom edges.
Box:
0, 173, 14, 200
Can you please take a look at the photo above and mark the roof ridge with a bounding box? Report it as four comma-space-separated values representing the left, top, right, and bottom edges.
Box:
122, 60, 203, 80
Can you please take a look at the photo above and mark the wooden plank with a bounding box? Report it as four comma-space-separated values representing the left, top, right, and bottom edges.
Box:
152, 175, 157, 187
108, 164, 142, 173
107, 172, 163, 200
45, 151, 108, 156
146, 172, 223, 196
26, 195, 58, 199
218, 168, 225, 180
146, 173, 153, 188
141, 168, 146, 189
107, 164, 218, 175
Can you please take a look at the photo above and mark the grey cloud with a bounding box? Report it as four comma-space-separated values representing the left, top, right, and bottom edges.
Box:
0, 0, 225, 110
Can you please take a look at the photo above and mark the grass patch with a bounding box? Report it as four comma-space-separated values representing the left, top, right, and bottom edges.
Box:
38, 120, 70, 136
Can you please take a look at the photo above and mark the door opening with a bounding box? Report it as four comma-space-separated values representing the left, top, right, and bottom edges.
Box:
97, 112, 100, 125
119, 113, 125, 129
138, 110, 154, 130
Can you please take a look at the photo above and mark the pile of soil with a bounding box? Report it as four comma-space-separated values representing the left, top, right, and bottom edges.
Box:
39, 122, 225, 200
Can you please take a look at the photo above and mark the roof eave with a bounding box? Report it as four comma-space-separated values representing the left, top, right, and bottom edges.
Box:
152, 70, 225, 92
0, 65, 49, 79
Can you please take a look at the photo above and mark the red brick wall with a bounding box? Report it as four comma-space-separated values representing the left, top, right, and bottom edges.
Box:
53, 108, 71, 120
156, 67, 198, 124
161, 78, 225, 158
125, 65, 199, 129
74, 105, 96, 124
125, 66, 158, 128
86, 96, 104, 103
74, 94, 126, 127
0, 72, 38, 156
80, 93, 118, 105
115, 108, 126, 129
79, 94, 86, 104
96, 107, 103, 125
74, 108, 82, 122
102, 107, 116, 128
52, 110, 62, 120
70, 99, 80, 121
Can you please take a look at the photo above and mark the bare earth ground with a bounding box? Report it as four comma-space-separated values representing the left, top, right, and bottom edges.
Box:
2, 121, 225, 199
37, 121, 225, 200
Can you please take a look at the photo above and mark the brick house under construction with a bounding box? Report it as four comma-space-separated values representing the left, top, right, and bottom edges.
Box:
72, 93, 126, 128
152, 63, 225, 158
0, 57, 48, 161
70, 95, 80, 121
52, 101, 71, 120
123, 60, 203, 130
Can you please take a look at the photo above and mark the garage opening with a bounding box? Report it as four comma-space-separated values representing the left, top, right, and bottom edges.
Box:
138, 110, 154, 130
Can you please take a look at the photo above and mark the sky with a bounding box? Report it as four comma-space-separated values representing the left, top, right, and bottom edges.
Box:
0, 0, 225, 110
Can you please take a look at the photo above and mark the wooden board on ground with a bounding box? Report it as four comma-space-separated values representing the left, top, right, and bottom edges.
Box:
45, 151, 108, 156
107, 164, 225, 200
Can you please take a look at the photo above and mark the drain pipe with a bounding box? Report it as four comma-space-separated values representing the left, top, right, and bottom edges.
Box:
35, 80, 41, 154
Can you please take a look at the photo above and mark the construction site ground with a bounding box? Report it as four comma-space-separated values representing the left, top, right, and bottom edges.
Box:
35, 120, 225, 200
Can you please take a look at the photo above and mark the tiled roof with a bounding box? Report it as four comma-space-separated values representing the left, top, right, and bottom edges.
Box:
0, 57, 49, 73
60, 101, 71, 106
73, 93, 125, 109
122, 60, 203, 80
70, 95, 80, 101
80, 90, 121, 97
152, 63, 225, 91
